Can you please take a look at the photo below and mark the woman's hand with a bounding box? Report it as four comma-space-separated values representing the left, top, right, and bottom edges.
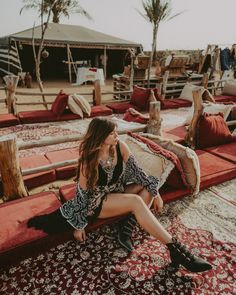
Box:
74, 229, 86, 242
153, 194, 163, 213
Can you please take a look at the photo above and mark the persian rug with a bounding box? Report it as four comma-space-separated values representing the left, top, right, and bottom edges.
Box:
1, 180, 235, 295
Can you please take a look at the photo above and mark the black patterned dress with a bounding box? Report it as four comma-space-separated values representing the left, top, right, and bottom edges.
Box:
60, 142, 160, 230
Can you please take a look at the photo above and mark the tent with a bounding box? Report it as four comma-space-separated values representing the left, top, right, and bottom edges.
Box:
0, 23, 142, 81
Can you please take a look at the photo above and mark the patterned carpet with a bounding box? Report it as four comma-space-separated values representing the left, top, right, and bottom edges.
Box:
1, 180, 235, 295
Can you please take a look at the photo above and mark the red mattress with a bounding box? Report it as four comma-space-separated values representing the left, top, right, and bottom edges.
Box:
0, 113, 20, 128
20, 155, 56, 188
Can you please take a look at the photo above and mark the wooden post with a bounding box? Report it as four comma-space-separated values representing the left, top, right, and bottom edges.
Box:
201, 73, 209, 89
146, 100, 162, 136
162, 70, 169, 99
0, 134, 28, 201
67, 44, 72, 83
128, 48, 135, 91
94, 80, 102, 105
3, 75, 19, 114
185, 89, 204, 148
103, 46, 107, 80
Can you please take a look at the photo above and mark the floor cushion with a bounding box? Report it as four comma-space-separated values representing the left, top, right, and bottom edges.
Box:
0, 191, 61, 264
0, 113, 20, 128
205, 141, 236, 164
70, 93, 91, 116
89, 105, 113, 117
18, 110, 57, 124
131, 86, 151, 111
106, 102, 141, 114
196, 150, 236, 189
20, 155, 56, 188
45, 148, 79, 179
142, 133, 200, 195
196, 112, 236, 148
214, 95, 236, 103
126, 133, 188, 190
165, 126, 187, 143
51, 90, 69, 116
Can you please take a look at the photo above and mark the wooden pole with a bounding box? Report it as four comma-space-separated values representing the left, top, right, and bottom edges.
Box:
0, 134, 28, 201
128, 48, 135, 91
103, 46, 107, 80
3, 75, 19, 114
185, 89, 204, 149
67, 44, 72, 83
162, 70, 169, 99
146, 100, 162, 136
201, 73, 209, 89
94, 80, 102, 105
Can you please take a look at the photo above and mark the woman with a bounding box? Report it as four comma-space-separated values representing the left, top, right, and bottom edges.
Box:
28, 117, 212, 273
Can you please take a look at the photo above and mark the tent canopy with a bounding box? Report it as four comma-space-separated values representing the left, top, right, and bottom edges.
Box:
1, 23, 141, 49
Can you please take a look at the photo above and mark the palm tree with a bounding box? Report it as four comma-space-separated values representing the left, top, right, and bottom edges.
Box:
138, 0, 183, 87
20, 0, 92, 23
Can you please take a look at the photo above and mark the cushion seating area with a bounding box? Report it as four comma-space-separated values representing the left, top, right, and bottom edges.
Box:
205, 141, 236, 164
18, 105, 112, 124
45, 148, 79, 179
0, 191, 62, 265
195, 149, 236, 190
0, 113, 20, 128
214, 95, 236, 104
20, 155, 56, 189
106, 102, 141, 114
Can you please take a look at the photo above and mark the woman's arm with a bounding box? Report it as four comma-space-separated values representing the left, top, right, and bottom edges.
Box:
60, 164, 89, 231
119, 140, 160, 198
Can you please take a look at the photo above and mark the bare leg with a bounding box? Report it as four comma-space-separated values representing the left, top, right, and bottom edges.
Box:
99, 193, 172, 245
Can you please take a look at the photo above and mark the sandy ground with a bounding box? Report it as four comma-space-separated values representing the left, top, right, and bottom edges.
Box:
0, 77, 116, 114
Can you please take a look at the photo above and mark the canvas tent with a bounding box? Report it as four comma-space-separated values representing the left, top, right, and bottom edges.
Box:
0, 23, 142, 81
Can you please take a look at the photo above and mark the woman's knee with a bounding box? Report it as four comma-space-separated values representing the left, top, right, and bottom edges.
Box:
127, 193, 146, 212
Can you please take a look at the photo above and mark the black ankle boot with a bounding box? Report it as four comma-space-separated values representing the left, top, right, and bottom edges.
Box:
118, 214, 136, 252
167, 238, 212, 273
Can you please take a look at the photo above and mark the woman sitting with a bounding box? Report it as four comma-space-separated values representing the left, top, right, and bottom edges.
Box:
28, 117, 212, 273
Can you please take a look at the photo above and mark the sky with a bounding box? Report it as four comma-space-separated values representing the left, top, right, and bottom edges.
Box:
0, 0, 235, 51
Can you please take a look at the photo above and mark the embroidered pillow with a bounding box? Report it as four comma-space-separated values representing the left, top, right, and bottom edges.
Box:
126, 133, 188, 190
68, 95, 83, 118
71, 93, 91, 116
131, 86, 151, 111
141, 133, 200, 194
196, 112, 236, 148
51, 90, 68, 116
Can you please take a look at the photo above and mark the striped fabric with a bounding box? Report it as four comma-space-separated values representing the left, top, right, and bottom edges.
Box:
0, 43, 22, 76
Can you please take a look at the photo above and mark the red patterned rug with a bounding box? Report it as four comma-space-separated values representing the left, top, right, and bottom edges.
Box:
1, 182, 236, 295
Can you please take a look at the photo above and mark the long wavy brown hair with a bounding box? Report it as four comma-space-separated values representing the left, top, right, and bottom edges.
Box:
76, 117, 117, 189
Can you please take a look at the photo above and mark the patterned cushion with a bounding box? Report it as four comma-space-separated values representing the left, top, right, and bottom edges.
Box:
71, 94, 91, 116
141, 133, 200, 194
68, 95, 83, 118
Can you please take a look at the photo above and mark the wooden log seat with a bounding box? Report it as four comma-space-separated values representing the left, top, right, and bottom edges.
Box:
20, 155, 56, 189
0, 114, 20, 128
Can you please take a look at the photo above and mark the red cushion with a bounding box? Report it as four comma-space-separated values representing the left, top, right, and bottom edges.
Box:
214, 95, 236, 103
123, 111, 148, 124
165, 126, 187, 143
0, 114, 20, 128
196, 113, 235, 148
196, 150, 236, 189
20, 155, 56, 188
0, 191, 61, 254
131, 86, 151, 111
45, 148, 79, 179
89, 105, 113, 117
171, 98, 192, 108
106, 102, 140, 114
205, 141, 236, 164
161, 100, 181, 110
18, 110, 57, 124
51, 90, 68, 116
128, 132, 188, 189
